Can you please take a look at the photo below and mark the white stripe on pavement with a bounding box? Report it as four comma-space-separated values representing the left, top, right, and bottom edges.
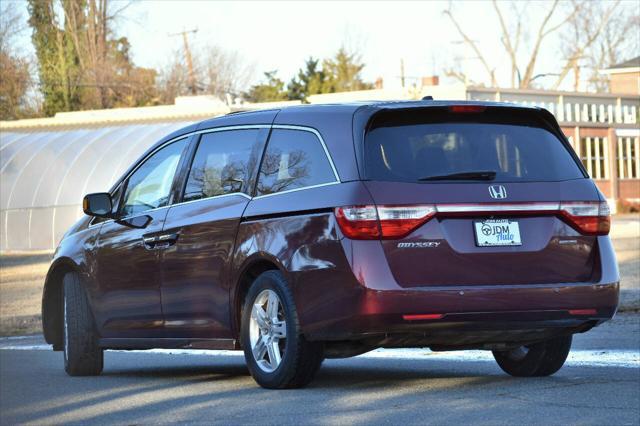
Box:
1, 341, 638, 368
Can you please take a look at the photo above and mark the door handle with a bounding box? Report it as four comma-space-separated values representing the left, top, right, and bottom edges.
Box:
157, 233, 179, 244
142, 236, 158, 250
142, 233, 179, 250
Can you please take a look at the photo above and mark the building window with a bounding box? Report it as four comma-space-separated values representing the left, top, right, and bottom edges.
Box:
579, 137, 609, 180
617, 136, 640, 179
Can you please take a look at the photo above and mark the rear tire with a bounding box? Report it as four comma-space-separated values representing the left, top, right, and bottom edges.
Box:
241, 270, 323, 389
63, 272, 103, 376
493, 335, 572, 377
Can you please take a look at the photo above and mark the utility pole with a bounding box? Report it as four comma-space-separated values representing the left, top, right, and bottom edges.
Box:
400, 58, 405, 88
169, 28, 198, 95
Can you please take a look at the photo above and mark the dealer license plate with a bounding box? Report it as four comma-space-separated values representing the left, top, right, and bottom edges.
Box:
474, 219, 522, 247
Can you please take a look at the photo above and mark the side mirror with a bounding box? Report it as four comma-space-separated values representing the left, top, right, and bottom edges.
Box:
82, 193, 113, 218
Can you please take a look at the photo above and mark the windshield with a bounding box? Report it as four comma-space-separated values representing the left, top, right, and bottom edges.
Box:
365, 113, 585, 183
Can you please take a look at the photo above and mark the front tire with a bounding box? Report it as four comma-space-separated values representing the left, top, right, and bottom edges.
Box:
63, 272, 103, 376
241, 270, 323, 389
493, 335, 572, 377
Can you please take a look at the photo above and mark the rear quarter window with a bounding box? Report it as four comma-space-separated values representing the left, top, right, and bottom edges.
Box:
365, 108, 585, 183
256, 129, 336, 196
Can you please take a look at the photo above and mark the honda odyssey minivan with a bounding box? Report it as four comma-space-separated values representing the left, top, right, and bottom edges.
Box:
42, 100, 619, 388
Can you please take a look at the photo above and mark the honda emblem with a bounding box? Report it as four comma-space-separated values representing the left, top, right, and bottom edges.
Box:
488, 185, 507, 199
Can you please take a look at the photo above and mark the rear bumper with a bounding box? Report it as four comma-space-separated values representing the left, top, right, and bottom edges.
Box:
298, 236, 619, 346
304, 282, 618, 343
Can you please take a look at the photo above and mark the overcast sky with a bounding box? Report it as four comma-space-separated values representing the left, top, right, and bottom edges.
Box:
11, 0, 615, 90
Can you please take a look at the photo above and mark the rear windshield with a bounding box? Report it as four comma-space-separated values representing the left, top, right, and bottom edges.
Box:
365, 108, 585, 183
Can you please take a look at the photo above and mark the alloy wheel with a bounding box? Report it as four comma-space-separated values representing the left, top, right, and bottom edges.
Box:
249, 289, 287, 373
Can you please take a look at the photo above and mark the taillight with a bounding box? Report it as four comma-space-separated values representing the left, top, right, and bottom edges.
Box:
559, 201, 610, 236
335, 205, 436, 239
334, 206, 380, 239
335, 201, 610, 239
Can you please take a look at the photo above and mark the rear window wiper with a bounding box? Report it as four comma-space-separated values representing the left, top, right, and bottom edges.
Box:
418, 170, 497, 181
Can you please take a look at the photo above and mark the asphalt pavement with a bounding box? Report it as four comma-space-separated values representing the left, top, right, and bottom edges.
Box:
1, 314, 639, 425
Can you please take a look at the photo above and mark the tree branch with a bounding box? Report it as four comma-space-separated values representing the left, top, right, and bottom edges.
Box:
493, 0, 519, 88
443, 8, 497, 87
552, 0, 621, 89
520, 0, 561, 87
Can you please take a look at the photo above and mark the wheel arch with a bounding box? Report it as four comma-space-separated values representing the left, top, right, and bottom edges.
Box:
42, 257, 80, 349
231, 254, 286, 340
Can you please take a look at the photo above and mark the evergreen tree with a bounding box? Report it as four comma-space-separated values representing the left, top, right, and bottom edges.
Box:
285, 50, 373, 101
321, 47, 374, 93
244, 71, 288, 102
27, 0, 83, 115
287, 57, 327, 101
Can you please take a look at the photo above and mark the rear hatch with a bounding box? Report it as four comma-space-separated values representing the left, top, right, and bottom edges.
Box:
339, 105, 609, 287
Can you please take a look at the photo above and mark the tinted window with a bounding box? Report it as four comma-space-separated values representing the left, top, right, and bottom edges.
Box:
121, 138, 188, 216
365, 113, 584, 183
183, 129, 263, 202
256, 129, 336, 196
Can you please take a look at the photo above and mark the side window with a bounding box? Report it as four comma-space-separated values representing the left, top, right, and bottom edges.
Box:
183, 129, 263, 202
121, 138, 188, 216
256, 129, 336, 196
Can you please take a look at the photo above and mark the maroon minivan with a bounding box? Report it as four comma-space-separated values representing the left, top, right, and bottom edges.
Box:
42, 101, 619, 388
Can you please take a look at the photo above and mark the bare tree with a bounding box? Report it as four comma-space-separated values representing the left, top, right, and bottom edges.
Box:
202, 46, 254, 99
558, 0, 633, 91
554, 0, 620, 90
443, 7, 497, 87
492, 0, 524, 88
443, 0, 629, 91
157, 43, 254, 104
585, 4, 640, 92
63, 0, 141, 109
157, 50, 190, 104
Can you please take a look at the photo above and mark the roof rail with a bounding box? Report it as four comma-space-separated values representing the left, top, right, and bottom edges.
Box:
225, 109, 252, 116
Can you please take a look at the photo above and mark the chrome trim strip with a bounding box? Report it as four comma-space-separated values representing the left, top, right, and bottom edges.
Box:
253, 181, 341, 200
436, 203, 561, 213
170, 192, 252, 208
194, 124, 271, 135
